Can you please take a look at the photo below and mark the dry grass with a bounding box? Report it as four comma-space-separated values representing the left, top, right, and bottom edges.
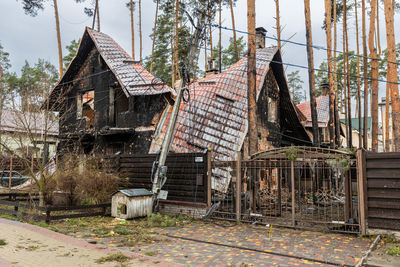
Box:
95, 253, 130, 264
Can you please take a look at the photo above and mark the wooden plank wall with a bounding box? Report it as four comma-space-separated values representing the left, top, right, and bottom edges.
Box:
105, 153, 208, 203
366, 152, 400, 230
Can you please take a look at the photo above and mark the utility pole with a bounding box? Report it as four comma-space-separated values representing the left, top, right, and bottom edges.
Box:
247, 0, 258, 156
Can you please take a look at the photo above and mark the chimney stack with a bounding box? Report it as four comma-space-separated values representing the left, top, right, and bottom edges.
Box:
256, 27, 267, 48
321, 82, 330, 96
205, 58, 218, 78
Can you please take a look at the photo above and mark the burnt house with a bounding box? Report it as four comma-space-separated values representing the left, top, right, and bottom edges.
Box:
150, 40, 311, 162
47, 27, 175, 155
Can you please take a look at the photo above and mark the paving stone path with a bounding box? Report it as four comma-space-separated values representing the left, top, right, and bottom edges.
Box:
71, 220, 372, 267
0, 218, 178, 267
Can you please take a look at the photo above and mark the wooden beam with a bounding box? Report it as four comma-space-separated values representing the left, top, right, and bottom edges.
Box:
236, 151, 241, 222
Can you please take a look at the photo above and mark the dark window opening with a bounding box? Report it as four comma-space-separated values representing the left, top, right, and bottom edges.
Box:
119, 203, 127, 215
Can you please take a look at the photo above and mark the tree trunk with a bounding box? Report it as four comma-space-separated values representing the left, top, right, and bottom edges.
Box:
53, 0, 63, 77
139, 0, 142, 62
175, 0, 180, 79
130, 0, 135, 60
369, 0, 379, 151
383, 0, 400, 151
324, 0, 335, 148
344, 0, 352, 148
275, 0, 281, 48
355, 0, 362, 148
219, 0, 222, 72
333, 0, 341, 146
362, 0, 369, 149
247, 0, 258, 155
304, 0, 319, 146
209, 9, 213, 60
150, 0, 159, 73
229, 0, 239, 61
96, 0, 100, 32
385, 84, 391, 151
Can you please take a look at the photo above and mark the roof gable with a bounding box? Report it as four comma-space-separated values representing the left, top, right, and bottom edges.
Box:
48, 28, 174, 105
297, 95, 330, 127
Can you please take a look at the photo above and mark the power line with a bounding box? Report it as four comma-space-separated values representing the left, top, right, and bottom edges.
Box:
209, 23, 400, 66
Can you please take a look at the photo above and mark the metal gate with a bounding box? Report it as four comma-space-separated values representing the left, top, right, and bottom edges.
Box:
211, 147, 360, 234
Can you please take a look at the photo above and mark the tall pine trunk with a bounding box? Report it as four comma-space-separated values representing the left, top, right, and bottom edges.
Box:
53, 0, 63, 77
247, 0, 258, 155
362, 0, 369, 149
150, 0, 159, 73
369, 0, 379, 151
96, 0, 100, 32
324, 0, 335, 148
304, 0, 319, 146
344, 0, 352, 148
383, 0, 400, 151
229, 0, 239, 61
130, 0, 135, 60
175, 0, 180, 79
219, 0, 222, 72
139, 0, 142, 62
355, 0, 362, 148
275, 0, 281, 48
333, 0, 341, 146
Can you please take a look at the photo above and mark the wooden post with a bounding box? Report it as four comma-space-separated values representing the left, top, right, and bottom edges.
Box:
236, 151, 241, 222
344, 169, 351, 221
291, 160, 295, 226
357, 149, 367, 235
207, 150, 212, 207
9, 156, 13, 190
46, 209, 51, 224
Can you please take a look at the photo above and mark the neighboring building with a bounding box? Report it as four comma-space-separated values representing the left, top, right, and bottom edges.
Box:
0, 109, 58, 158
151, 31, 311, 162
47, 27, 175, 156
379, 97, 393, 151
296, 95, 343, 146
339, 117, 374, 149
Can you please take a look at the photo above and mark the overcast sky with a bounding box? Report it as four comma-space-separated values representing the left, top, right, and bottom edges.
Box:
0, 0, 397, 107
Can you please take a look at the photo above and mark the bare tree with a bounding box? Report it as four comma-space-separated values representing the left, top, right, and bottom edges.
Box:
344, 0, 352, 148
354, 0, 362, 148
275, 0, 281, 48
130, 0, 135, 60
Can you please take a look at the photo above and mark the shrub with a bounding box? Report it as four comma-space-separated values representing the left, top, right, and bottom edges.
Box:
55, 156, 121, 205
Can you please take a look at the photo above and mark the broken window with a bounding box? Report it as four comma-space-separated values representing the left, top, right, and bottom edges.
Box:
77, 90, 95, 128
268, 97, 278, 122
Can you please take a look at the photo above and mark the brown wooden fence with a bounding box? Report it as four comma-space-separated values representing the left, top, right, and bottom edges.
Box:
105, 152, 210, 204
359, 151, 400, 231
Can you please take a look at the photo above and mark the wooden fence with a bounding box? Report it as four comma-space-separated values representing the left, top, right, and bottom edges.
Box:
0, 197, 110, 223
105, 152, 210, 204
357, 150, 400, 233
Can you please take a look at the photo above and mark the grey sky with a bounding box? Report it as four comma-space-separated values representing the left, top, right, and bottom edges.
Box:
0, 0, 396, 110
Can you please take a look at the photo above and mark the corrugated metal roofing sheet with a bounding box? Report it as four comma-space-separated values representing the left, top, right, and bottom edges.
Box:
113, 188, 153, 197
150, 47, 278, 161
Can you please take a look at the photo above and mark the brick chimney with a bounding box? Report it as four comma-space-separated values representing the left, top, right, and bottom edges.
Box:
321, 82, 330, 96
205, 58, 218, 78
256, 27, 267, 48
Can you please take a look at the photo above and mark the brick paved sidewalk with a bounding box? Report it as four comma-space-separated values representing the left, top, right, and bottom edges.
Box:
0, 218, 180, 267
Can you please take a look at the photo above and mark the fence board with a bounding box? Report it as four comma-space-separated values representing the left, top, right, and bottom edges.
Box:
365, 152, 400, 231
105, 152, 209, 203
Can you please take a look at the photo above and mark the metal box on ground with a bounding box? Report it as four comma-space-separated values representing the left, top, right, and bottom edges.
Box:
111, 189, 153, 219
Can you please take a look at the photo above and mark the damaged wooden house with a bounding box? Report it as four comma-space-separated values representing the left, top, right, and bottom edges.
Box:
150, 28, 311, 192
47, 27, 175, 156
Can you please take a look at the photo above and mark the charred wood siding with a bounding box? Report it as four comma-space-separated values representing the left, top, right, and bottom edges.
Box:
107, 153, 208, 203
366, 152, 400, 230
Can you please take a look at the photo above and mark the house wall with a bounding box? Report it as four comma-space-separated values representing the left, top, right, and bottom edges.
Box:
57, 46, 168, 156
256, 70, 281, 151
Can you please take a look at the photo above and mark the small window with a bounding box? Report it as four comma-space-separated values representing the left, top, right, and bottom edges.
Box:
77, 90, 95, 128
